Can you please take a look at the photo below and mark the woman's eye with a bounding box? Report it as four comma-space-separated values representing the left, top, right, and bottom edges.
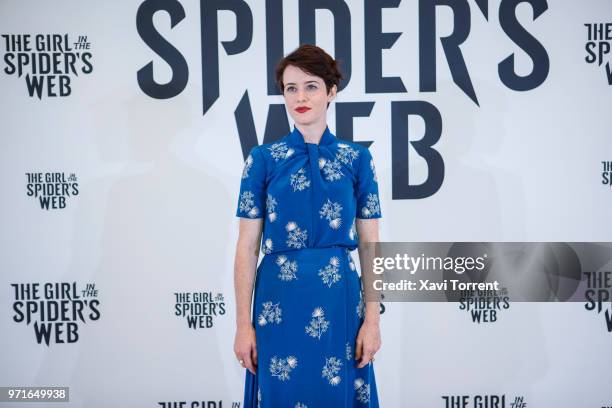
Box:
285, 86, 295, 93
307, 84, 317, 90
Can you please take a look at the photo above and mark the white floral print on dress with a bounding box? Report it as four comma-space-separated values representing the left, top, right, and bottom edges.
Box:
239, 191, 259, 218
257, 387, 262, 408
319, 199, 343, 229
290, 167, 311, 191
354, 378, 371, 404
370, 158, 378, 183
266, 194, 278, 222
336, 143, 360, 165
270, 355, 298, 381
361, 193, 381, 218
305, 307, 330, 339
276, 255, 298, 281
322, 159, 343, 181
268, 141, 294, 161
262, 238, 273, 255
258, 301, 282, 326
321, 356, 343, 386
318, 157, 327, 169
318, 256, 342, 287
295, 403, 308, 408
346, 341, 352, 361
286, 221, 308, 249
242, 154, 253, 179
356, 294, 365, 319
349, 218, 357, 241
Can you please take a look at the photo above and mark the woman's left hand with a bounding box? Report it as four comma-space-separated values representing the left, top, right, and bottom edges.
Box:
354, 319, 381, 368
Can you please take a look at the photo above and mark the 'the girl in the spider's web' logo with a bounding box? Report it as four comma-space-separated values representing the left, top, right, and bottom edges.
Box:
25, 172, 79, 210
10, 282, 101, 345
174, 291, 227, 329
1, 33, 93, 98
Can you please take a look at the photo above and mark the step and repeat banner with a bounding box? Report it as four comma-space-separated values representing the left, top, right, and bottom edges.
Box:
1, 0, 611, 407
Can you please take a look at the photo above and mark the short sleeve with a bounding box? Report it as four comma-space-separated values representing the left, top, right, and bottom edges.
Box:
236, 146, 267, 218
355, 147, 382, 219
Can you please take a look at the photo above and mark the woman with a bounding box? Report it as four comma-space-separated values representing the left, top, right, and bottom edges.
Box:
233, 44, 382, 407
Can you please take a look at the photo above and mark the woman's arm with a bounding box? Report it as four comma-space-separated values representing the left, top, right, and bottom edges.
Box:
356, 218, 381, 324
354, 218, 382, 368
233, 217, 263, 374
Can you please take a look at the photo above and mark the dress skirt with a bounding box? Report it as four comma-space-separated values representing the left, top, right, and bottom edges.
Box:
243, 246, 379, 407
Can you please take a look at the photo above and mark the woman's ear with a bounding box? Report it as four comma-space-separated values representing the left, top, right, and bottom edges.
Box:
327, 85, 338, 109
328, 84, 337, 102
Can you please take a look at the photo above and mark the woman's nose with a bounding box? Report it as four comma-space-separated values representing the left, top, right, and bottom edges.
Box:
297, 89, 307, 102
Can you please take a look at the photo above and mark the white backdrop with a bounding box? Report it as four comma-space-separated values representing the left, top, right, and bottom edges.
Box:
1, 0, 611, 407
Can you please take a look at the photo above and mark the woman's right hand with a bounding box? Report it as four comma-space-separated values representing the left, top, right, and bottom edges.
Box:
234, 323, 258, 375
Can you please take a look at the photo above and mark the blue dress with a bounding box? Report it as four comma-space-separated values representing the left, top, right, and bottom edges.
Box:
236, 125, 382, 407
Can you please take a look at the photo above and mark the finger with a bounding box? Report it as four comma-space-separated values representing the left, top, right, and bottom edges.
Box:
358, 352, 372, 368
359, 346, 375, 366
251, 344, 258, 366
354, 338, 363, 360
243, 353, 255, 375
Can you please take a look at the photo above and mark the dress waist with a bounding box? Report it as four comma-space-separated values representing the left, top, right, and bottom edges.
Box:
262, 245, 351, 261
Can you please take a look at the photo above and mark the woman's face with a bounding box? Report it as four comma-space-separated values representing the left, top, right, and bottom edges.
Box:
282, 64, 336, 128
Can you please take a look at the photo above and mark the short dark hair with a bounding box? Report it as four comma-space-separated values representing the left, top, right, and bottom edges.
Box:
275, 44, 343, 97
